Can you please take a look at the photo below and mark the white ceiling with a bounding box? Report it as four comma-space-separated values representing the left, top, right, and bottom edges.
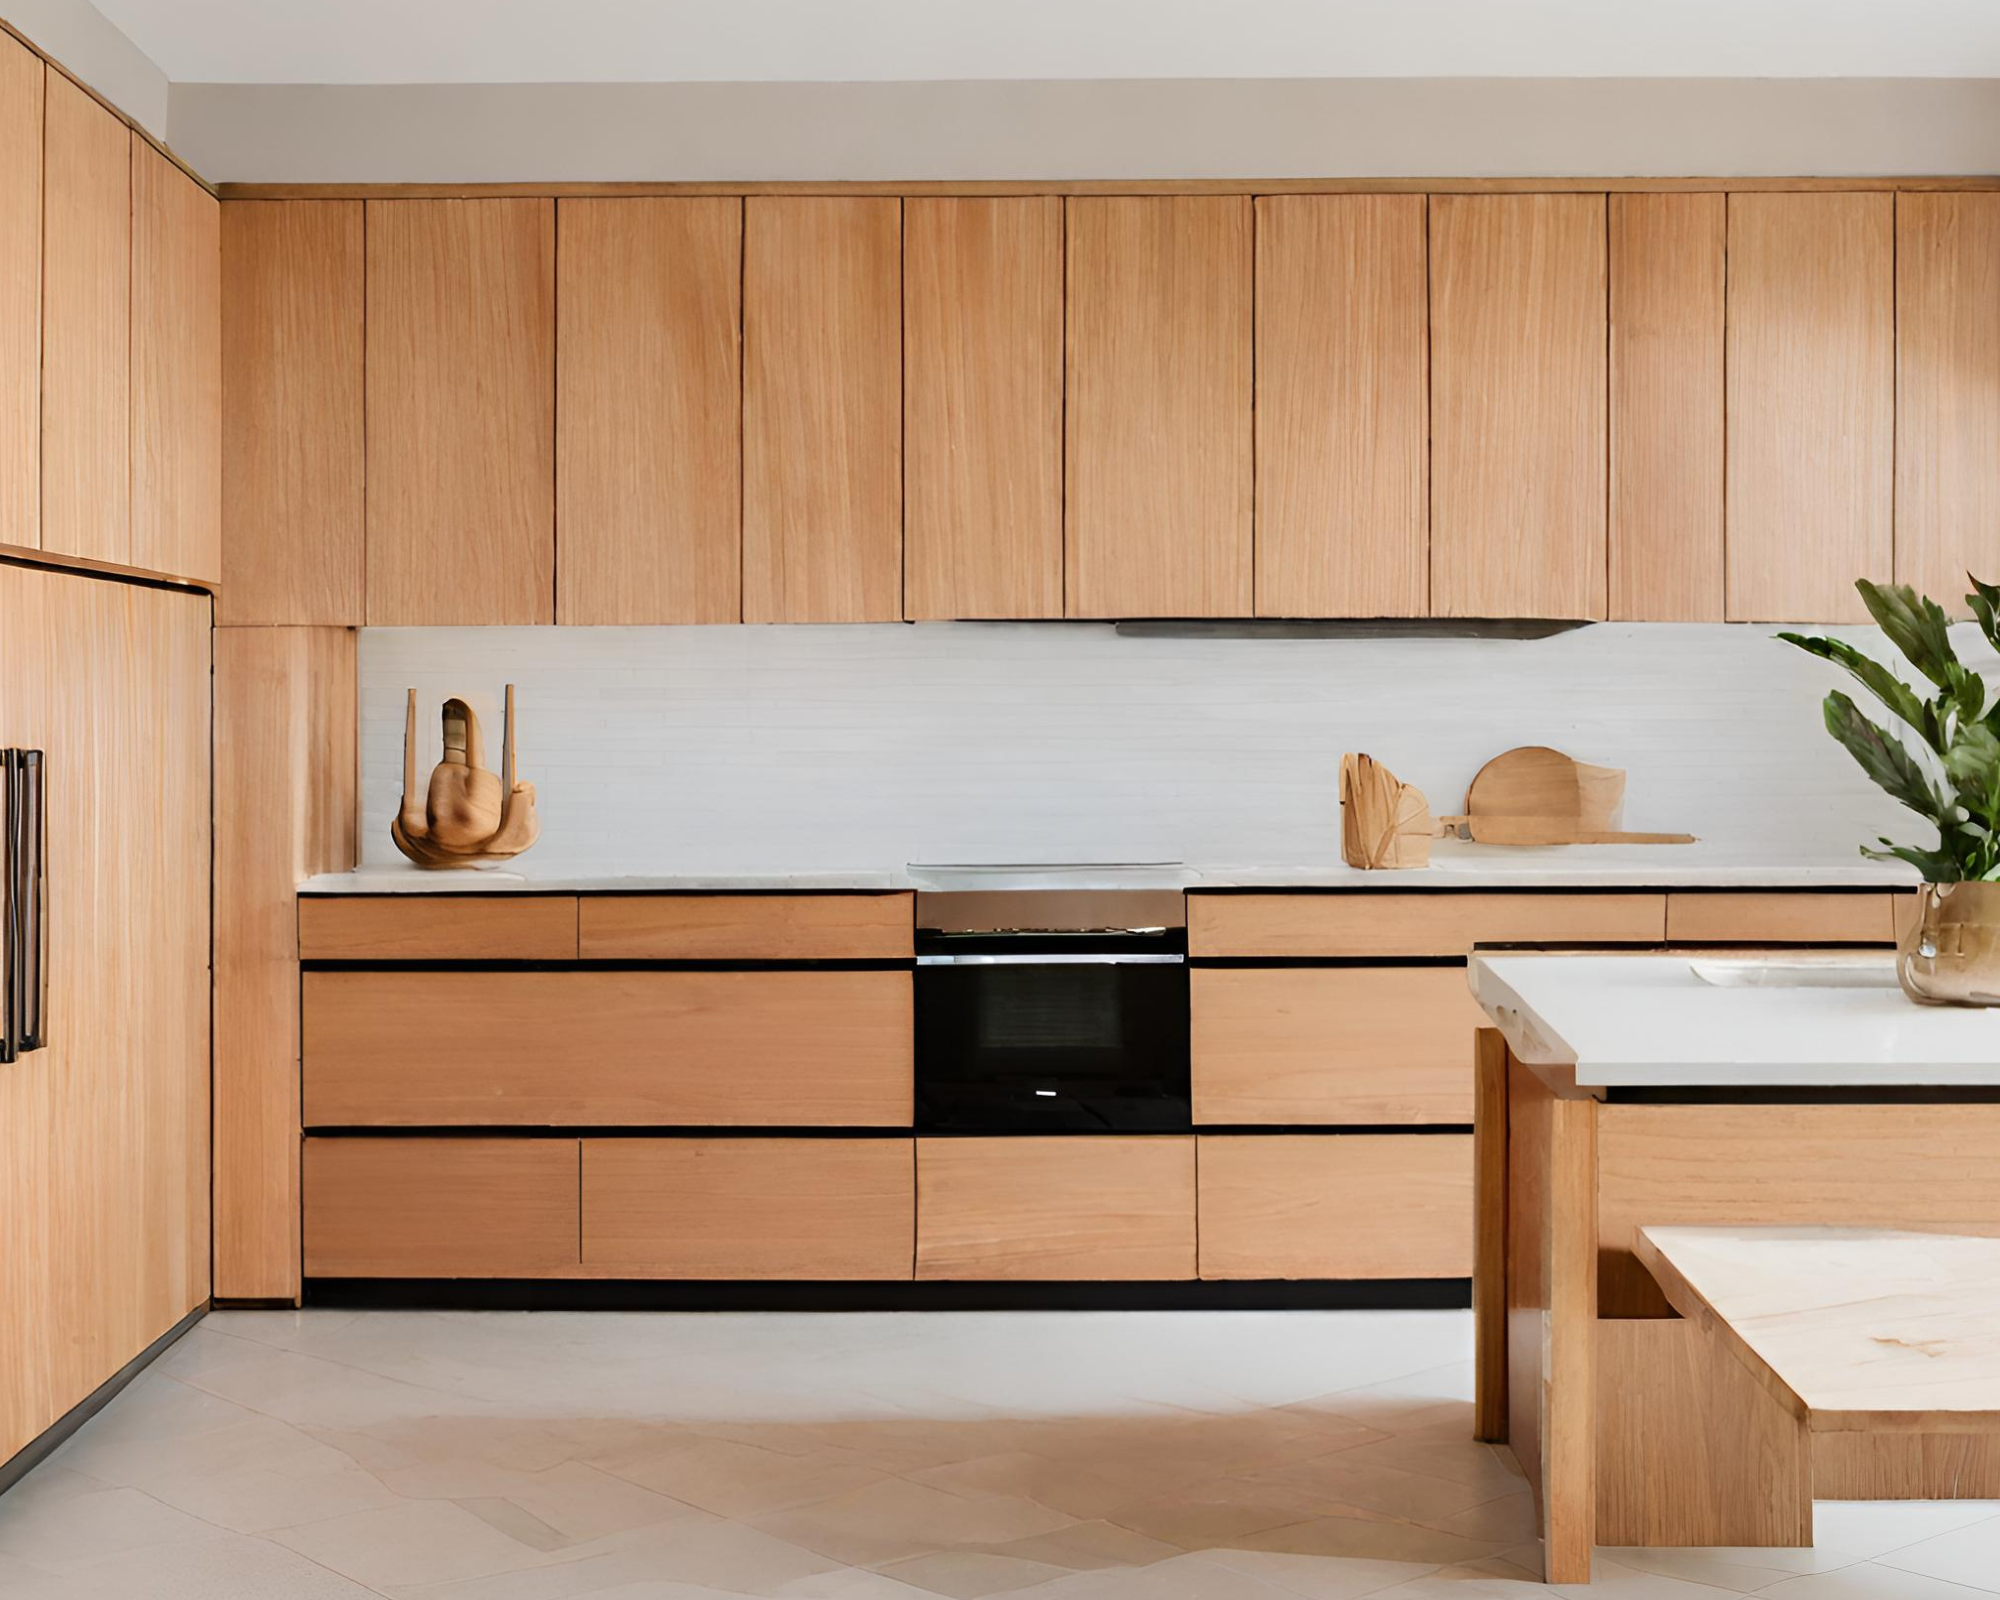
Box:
93, 0, 2000, 84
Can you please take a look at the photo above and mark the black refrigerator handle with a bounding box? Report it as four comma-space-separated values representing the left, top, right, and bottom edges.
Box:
1, 748, 44, 1063
1, 749, 17, 1064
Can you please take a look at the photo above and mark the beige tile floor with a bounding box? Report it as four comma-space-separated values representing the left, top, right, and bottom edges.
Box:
1, 1308, 1997, 1598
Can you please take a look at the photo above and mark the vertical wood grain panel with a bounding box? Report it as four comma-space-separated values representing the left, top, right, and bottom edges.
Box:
1896, 193, 2000, 614
1609, 193, 1724, 620
219, 200, 365, 624
904, 197, 1063, 620
214, 626, 356, 1300
0, 40, 39, 551
1726, 192, 1893, 622
366, 198, 554, 624
742, 196, 901, 622
1255, 195, 1428, 617
1066, 196, 1252, 618
557, 197, 742, 624
1430, 194, 1607, 619
131, 142, 220, 582
41, 71, 129, 564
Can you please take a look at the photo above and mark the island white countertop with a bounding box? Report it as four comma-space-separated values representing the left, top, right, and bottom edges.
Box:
1469, 952, 2000, 1089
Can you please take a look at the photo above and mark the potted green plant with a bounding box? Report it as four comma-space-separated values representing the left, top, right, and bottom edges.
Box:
1782, 578, 2000, 1005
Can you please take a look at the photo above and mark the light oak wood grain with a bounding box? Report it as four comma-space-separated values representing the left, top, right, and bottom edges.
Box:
1726, 193, 1893, 622
903, 197, 1063, 620
1473, 1029, 1509, 1442
213, 627, 355, 1301
365, 198, 554, 624
742, 197, 901, 622
303, 969, 912, 1127
1, 568, 209, 1460
1546, 1086, 1599, 1582
583, 1137, 914, 1278
1815, 1431, 2000, 1500
1191, 966, 1484, 1124
557, 197, 742, 624
578, 893, 913, 960
1187, 891, 1666, 958
916, 1136, 1195, 1280
1429, 194, 1607, 620
1196, 1134, 1473, 1280
130, 143, 220, 584
1065, 196, 1252, 618
40, 71, 129, 565
1896, 193, 2000, 614
1255, 195, 1428, 617
303, 1137, 580, 1277
219, 201, 365, 625
1609, 193, 1724, 621
299, 895, 578, 961
0, 38, 38, 552
1663, 890, 1896, 944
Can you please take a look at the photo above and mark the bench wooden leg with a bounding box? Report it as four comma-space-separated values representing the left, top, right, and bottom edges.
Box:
1541, 1095, 1597, 1584
1473, 1028, 1509, 1444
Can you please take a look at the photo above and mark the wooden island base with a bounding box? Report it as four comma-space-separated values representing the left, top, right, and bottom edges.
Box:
1472, 1029, 2000, 1584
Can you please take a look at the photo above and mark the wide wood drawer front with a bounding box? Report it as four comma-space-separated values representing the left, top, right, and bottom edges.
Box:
578, 894, 914, 960
1193, 966, 1484, 1124
1197, 1134, 1474, 1280
1664, 891, 1895, 944
1189, 892, 1666, 957
303, 1137, 581, 1277
299, 895, 580, 960
302, 970, 912, 1126
916, 1137, 1195, 1280
582, 1138, 914, 1278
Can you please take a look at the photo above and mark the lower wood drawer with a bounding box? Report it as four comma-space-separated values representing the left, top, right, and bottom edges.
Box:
299, 895, 580, 960
1663, 891, 1897, 944
302, 969, 912, 1126
1189, 892, 1666, 957
916, 1137, 1196, 1281
1192, 966, 1483, 1124
582, 1138, 914, 1279
303, 1137, 581, 1277
1197, 1134, 1474, 1280
579, 894, 913, 960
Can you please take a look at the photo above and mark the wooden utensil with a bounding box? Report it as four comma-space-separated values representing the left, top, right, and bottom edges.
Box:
1340, 753, 1434, 869
1435, 745, 1696, 846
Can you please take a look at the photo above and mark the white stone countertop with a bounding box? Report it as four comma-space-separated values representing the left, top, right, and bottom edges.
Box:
1469, 951, 2000, 1088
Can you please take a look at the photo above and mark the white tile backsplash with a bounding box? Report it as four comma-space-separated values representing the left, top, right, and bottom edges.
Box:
356, 621, 1925, 876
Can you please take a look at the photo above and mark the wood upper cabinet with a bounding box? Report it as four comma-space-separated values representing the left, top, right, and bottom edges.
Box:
1429, 194, 1607, 619
1726, 193, 1893, 622
130, 144, 220, 583
1065, 196, 1252, 618
219, 201, 365, 624
742, 197, 901, 622
365, 198, 554, 624
0, 38, 38, 552
1896, 193, 2000, 614
903, 197, 1063, 620
557, 198, 742, 624
1609, 193, 1724, 621
41, 71, 129, 565
1255, 195, 1428, 617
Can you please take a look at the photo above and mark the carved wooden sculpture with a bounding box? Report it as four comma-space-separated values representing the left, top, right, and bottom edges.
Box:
390, 685, 540, 868
1340, 752, 1434, 870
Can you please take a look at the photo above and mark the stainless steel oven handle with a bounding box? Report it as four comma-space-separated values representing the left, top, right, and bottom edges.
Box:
915, 953, 1185, 966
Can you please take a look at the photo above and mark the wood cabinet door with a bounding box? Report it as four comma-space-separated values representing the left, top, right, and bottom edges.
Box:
1065, 196, 1251, 618
1609, 193, 1724, 621
219, 201, 365, 624
1896, 192, 2000, 615
1255, 195, 1428, 617
130, 144, 220, 583
558, 197, 742, 624
0, 38, 37, 553
904, 197, 1062, 620
40, 72, 129, 565
1725, 193, 1892, 622
742, 197, 901, 622
1430, 194, 1607, 619
365, 198, 554, 624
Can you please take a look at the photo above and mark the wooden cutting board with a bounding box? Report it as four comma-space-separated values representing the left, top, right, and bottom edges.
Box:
1439, 746, 1695, 845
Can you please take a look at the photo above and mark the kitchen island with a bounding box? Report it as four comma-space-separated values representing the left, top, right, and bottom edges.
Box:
1468, 952, 2000, 1583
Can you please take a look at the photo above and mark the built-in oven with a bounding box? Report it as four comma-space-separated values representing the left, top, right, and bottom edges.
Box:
913, 888, 1190, 1133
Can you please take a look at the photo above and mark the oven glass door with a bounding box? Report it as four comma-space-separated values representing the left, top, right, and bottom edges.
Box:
914, 946, 1190, 1132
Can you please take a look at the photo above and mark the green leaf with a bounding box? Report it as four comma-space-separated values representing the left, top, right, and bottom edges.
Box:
1945, 722, 2000, 826
1823, 690, 1948, 821
1858, 579, 1960, 689
1861, 840, 1959, 880
1778, 631, 1943, 750
1970, 576, 2000, 657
